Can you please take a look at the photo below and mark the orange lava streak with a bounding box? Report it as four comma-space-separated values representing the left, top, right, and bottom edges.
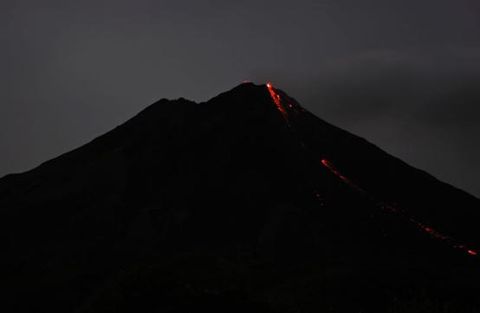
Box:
320, 159, 351, 184
266, 82, 288, 121
320, 159, 364, 193
319, 157, 479, 258
263, 84, 479, 259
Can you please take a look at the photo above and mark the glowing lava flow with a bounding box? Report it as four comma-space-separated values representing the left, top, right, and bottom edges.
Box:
321, 159, 355, 188
266, 82, 289, 121
319, 158, 479, 258
263, 82, 479, 259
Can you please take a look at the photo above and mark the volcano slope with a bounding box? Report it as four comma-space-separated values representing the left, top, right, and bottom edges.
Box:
1, 83, 480, 313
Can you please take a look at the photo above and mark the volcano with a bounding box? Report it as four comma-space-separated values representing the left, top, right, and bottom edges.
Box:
1, 83, 480, 313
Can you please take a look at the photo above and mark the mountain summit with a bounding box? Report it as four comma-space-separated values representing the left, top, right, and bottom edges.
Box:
2, 83, 480, 312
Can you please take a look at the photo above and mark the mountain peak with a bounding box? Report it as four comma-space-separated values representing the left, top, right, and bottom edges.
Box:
2, 83, 480, 313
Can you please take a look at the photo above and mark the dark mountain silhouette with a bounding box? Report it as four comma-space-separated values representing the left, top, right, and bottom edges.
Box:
1, 83, 480, 313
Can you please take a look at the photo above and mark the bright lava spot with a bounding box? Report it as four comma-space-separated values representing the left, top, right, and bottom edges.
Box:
468, 250, 478, 256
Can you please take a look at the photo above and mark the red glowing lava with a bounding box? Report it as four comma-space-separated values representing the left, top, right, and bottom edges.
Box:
261, 85, 479, 260
266, 82, 288, 121
319, 157, 479, 258
320, 159, 356, 187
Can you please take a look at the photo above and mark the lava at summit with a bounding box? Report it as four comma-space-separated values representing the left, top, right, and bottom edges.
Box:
2, 82, 480, 313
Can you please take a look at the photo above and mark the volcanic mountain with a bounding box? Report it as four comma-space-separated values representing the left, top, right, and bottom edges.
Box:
1, 83, 480, 313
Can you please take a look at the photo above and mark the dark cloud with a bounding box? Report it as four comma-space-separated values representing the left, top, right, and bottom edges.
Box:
1, 0, 479, 196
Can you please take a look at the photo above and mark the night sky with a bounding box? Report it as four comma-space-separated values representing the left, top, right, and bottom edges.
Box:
2, 0, 480, 196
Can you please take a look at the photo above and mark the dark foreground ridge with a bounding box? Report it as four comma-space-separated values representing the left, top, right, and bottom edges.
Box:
1, 83, 480, 313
